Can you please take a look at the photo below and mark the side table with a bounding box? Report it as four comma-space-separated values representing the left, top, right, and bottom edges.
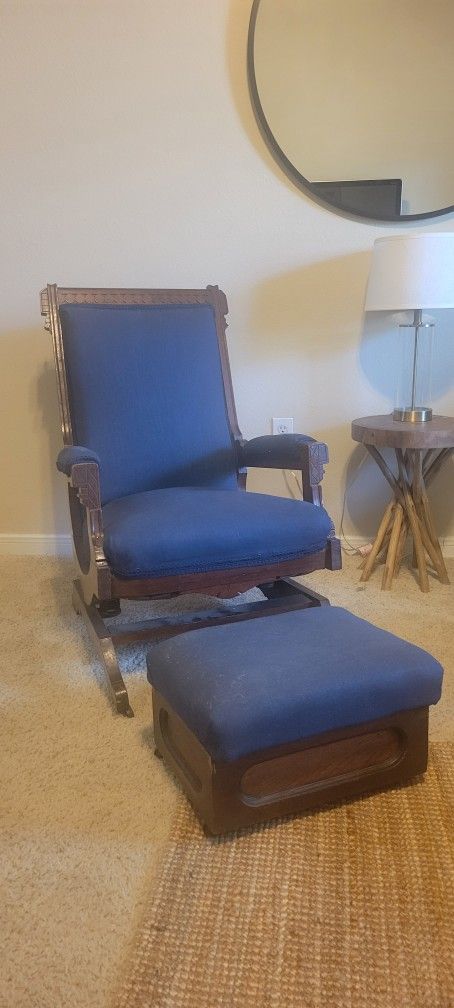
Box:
351, 414, 454, 592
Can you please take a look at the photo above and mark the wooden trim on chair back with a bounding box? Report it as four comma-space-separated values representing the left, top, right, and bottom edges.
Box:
40, 284, 244, 466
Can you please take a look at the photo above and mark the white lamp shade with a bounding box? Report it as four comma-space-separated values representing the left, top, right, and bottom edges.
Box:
365, 233, 454, 311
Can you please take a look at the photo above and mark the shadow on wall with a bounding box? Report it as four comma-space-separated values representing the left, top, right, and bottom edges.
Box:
226, 0, 291, 191
0, 324, 67, 534
245, 256, 454, 422
344, 443, 395, 540
246, 251, 371, 364
360, 309, 454, 402
37, 358, 68, 534
343, 433, 454, 540
314, 429, 391, 540
427, 459, 454, 535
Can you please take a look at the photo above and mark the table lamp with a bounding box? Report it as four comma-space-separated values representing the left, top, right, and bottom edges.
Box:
365, 233, 454, 422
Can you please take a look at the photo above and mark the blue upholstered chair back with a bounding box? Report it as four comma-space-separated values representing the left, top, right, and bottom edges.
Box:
59, 303, 238, 504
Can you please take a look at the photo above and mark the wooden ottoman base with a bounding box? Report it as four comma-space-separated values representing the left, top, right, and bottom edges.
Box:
152, 690, 428, 835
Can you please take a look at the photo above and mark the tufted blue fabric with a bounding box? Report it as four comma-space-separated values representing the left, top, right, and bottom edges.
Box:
59, 303, 237, 505
146, 606, 443, 761
102, 486, 333, 578
57, 445, 101, 476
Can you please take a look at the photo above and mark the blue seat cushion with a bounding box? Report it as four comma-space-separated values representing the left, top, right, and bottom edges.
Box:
146, 607, 443, 761
102, 487, 333, 578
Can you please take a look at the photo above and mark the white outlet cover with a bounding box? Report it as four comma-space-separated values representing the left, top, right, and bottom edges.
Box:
272, 417, 294, 435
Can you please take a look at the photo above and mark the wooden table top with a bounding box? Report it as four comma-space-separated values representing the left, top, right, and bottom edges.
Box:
351, 414, 454, 450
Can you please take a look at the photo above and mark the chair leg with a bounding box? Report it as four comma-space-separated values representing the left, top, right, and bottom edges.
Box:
72, 580, 134, 718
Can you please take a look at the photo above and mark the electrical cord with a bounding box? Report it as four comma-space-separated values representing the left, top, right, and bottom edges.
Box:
339, 448, 370, 553
284, 470, 302, 498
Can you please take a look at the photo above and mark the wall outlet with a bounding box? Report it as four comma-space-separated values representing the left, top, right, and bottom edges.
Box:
272, 417, 294, 435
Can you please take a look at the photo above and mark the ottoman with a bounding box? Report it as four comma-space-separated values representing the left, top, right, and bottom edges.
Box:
147, 606, 443, 835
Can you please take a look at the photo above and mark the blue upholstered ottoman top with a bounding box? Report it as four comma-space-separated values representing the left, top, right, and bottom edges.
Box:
146, 607, 443, 762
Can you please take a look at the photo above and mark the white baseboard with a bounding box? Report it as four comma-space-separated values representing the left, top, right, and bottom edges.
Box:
0, 531, 453, 559
341, 535, 454, 558
0, 533, 73, 556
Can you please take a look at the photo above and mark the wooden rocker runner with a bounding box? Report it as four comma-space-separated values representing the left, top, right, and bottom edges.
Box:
352, 415, 454, 592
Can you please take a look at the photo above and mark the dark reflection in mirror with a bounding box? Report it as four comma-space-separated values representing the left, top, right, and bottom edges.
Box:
248, 0, 454, 222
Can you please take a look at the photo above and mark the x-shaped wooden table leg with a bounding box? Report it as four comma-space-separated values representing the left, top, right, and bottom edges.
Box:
360, 446, 452, 591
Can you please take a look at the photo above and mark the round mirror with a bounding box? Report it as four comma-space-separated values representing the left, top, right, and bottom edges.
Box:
248, 0, 454, 222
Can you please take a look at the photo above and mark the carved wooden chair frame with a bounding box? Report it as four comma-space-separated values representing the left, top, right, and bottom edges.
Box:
41, 284, 341, 716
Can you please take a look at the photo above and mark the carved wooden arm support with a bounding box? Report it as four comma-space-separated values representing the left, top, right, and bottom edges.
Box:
69, 462, 105, 558
56, 447, 105, 549
300, 441, 329, 506
60, 459, 113, 602
70, 461, 101, 509
237, 434, 329, 506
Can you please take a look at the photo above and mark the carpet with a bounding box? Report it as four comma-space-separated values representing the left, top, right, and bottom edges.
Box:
116, 744, 454, 1008
0, 554, 453, 1008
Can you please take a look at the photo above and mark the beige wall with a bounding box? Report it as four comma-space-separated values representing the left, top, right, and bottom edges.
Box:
0, 0, 453, 551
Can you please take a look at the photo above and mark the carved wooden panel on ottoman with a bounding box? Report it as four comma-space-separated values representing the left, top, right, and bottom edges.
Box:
147, 607, 443, 835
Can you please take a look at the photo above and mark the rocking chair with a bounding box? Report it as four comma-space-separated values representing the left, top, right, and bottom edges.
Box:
41, 285, 341, 716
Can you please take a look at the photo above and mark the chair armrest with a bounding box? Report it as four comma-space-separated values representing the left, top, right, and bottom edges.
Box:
60, 452, 105, 564
237, 434, 317, 469
57, 448, 102, 512
57, 445, 101, 477
237, 434, 329, 506
56, 449, 110, 594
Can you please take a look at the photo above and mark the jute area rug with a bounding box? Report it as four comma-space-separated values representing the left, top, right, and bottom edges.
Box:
116, 744, 453, 1008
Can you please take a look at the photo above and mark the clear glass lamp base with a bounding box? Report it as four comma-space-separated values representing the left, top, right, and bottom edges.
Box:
393, 406, 433, 423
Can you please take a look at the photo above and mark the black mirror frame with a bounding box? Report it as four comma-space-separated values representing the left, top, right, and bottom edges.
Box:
247, 0, 454, 224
